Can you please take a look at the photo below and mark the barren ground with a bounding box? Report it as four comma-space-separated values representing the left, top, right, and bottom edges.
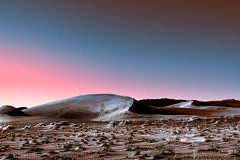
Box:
1, 116, 240, 159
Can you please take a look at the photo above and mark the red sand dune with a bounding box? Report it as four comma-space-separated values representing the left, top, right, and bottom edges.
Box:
130, 98, 240, 117
129, 99, 187, 114
191, 99, 240, 108
148, 106, 222, 116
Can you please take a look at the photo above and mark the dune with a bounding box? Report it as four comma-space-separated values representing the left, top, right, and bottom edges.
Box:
0, 105, 29, 116
191, 99, 240, 108
130, 99, 240, 117
147, 105, 223, 116
23, 94, 134, 121
21, 95, 240, 122
129, 98, 187, 114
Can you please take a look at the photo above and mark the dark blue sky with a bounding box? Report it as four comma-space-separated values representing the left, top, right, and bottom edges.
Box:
0, 0, 239, 106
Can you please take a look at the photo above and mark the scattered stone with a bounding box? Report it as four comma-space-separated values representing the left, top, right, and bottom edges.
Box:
108, 121, 117, 127
24, 125, 32, 130
2, 125, 14, 131
35, 123, 46, 127
70, 123, 78, 127
58, 121, 69, 126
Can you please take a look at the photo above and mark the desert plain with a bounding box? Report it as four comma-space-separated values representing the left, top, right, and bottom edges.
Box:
1, 115, 240, 159
1, 94, 240, 159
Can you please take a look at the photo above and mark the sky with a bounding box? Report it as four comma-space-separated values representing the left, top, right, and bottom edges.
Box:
0, 0, 240, 107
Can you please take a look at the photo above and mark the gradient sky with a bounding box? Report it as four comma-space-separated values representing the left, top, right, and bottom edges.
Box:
0, 0, 240, 107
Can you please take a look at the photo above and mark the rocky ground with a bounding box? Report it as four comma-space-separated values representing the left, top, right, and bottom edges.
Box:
1, 116, 240, 159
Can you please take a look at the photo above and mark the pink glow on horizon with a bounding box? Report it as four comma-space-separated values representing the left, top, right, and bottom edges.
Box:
0, 45, 157, 107
0, 45, 104, 106
1, 45, 225, 107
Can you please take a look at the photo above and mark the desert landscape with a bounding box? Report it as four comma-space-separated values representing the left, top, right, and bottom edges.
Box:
1, 94, 240, 159
1, 0, 240, 159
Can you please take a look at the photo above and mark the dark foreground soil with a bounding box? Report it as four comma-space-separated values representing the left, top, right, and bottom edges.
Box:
1, 115, 240, 159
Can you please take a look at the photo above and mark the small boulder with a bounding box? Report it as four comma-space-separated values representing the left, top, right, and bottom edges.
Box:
35, 123, 46, 127
58, 121, 69, 126
108, 121, 117, 127
2, 125, 14, 131
24, 125, 32, 130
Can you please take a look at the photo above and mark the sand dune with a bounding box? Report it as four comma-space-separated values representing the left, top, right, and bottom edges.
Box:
129, 98, 187, 114
0, 105, 29, 116
191, 99, 240, 108
1, 94, 238, 121
23, 94, 134, 121
130, 99, 240, 117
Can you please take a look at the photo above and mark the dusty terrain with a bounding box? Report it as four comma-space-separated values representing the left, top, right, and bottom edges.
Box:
1, 116, 240, 159
1, 95, 240, 159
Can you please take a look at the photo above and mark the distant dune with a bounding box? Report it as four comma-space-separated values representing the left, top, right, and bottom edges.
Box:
2, 94, 240, 121
145, 106, 219, 116
191, 99, 240, 108
130, 98, 240, 117
129, 98, 187, 114
0, 105, 29, 116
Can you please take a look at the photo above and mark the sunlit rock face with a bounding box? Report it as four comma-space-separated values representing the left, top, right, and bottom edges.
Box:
23, 94, 134, 121
0, 105, 29, 116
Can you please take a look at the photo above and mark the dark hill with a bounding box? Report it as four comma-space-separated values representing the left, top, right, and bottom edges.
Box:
191, 99, 240, 108
129, 98, 187, 114
0, 105, 30, 116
